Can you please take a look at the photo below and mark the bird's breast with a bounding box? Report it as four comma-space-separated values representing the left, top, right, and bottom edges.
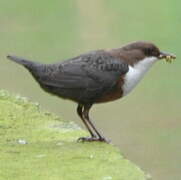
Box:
122, 62, 155, 96
122, 66, 144, 96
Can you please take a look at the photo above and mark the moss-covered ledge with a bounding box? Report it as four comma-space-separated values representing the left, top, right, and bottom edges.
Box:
0, 90, 150, 180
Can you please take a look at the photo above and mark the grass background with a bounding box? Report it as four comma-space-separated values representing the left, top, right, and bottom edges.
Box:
0, 0, 180, 179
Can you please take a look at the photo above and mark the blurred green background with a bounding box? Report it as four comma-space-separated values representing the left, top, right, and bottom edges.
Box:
0, 0, 180, 179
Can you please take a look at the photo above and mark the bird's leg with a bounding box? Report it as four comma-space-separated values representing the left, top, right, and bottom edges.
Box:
76, 104, 96, 140
81, 104, 108, 143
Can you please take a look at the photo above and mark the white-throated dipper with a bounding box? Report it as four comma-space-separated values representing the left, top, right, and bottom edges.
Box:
7, 41, 176, 143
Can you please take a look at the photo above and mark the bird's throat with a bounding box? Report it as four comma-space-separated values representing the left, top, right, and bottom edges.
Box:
122, 57, 157, 96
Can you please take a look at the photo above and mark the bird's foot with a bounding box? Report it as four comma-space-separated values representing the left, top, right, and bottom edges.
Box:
77, 136, 109, 143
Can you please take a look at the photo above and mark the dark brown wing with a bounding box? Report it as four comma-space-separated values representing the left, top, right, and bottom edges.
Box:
37, 50, 129, 104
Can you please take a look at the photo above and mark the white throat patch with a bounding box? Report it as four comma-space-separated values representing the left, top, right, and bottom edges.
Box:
122, 57, 158, 96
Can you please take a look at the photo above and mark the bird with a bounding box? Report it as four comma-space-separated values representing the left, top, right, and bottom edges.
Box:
7, 41, 176, 143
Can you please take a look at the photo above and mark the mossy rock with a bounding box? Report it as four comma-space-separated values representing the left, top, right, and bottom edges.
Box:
0, 90, 150, 180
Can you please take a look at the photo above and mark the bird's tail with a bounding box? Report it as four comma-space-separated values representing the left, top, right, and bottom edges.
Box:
7, 55, 37, 69
7, 55, 46, 84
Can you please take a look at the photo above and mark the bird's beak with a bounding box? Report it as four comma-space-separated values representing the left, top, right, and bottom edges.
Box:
159, 51, 176, 63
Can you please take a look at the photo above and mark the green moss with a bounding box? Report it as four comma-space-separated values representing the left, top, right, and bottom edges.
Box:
0, 90, 149, 180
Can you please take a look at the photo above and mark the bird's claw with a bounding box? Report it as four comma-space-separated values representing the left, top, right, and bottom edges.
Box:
77, 136, 109, 143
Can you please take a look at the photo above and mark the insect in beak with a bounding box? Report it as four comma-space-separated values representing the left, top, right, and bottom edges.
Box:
159, 51, 176, 63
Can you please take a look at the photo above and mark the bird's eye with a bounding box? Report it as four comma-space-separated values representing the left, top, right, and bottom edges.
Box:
145, 48, 153, 56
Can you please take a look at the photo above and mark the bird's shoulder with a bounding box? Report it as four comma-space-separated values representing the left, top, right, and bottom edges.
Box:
61, 49, 129, 75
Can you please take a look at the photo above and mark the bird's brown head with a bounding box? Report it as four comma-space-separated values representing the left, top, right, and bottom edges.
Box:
121, 41, 176, 64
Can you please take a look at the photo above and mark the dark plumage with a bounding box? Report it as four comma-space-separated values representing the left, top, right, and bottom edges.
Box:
7, 41, 176, 142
